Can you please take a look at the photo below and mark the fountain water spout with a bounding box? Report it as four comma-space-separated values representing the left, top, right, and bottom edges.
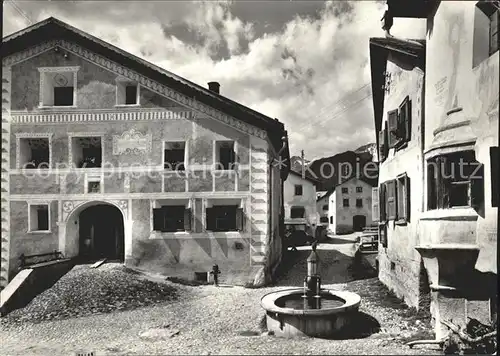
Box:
303, 242, 322, 309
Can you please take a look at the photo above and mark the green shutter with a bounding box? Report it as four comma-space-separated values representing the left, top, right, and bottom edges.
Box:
405, 99, 412, 142
405, 175, 411, 222
379, 183, 387, 222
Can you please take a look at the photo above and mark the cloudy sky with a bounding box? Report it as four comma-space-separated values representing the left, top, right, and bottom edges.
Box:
3, 0, 426, 160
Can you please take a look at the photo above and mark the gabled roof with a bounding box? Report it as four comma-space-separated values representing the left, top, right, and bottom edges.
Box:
369, 36, 426, 137
288, 169, 319, 184
2, 17, 290, 175
316, 176, 376, 201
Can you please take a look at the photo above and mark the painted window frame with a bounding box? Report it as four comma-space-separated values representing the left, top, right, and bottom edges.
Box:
16, 133, 54, 170
84, 172, 104, 194
27, 201, 51, 233
213, 140, 238, 171
115, 76, 141, 107
163, 140, 188, 171
68, 132, 106, 169
38, 66, 80, 108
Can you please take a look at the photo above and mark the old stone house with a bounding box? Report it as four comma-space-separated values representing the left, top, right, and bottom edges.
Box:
371, 0, 498, 338
1, 17, 290, 288
283, 170, 318, 236
320, 177, 375, 235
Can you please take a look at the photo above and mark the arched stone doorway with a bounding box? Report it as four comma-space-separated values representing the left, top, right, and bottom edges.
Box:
62, 200, 127, 262
78, 204, 124, 261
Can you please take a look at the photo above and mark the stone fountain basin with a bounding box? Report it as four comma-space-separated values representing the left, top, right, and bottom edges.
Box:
261, 288, 361, 338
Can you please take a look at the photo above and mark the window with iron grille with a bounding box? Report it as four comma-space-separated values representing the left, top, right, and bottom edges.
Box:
356, 186, 363, 193
427, 151, 484, 210
342, 187, 348, 194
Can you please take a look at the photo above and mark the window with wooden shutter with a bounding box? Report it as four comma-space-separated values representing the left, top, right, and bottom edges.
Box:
379, 129, 386, 162
184, 208, 192, 231
491, 147, 499, 207
379, 223, 387, 248
398, 96, 412, 144
379, 183, 387, 222
396, 173, 411, 222
471, 162, 484, 210
387, 109, 399, 148
372, 187, 379, 223
153, 208, 164, 231
236, 208, 244, 231
386, 180, 397, 220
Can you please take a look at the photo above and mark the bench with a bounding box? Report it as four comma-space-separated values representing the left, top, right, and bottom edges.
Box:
19, 251, 65, 270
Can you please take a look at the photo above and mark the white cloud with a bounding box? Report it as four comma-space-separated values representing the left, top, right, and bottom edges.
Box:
3, 0, 426, 160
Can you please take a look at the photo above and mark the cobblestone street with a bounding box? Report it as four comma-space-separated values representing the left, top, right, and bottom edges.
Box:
1, 239, 439, 355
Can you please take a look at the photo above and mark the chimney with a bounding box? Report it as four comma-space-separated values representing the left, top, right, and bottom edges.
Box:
208, 81, 220, 94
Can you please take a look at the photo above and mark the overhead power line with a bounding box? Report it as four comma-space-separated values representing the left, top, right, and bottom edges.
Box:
6, 0, 33, 25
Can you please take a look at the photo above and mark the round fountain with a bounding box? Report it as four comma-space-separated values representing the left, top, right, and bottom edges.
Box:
261, 244, 361, 338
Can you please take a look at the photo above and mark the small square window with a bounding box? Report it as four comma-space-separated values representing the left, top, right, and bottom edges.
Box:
290, 207, 305, 218
343, 199, 349, 207
294, 185, 303, 196
356, 186, 363, 193
322, 205, 328, 210
87, 181, 101, 193
71, 137, 102, 168
54, 86, 74, 106
29, 204, 50, 232
342, 187, 348, 194
116, 80, 139, 106
19, 137, 50, 169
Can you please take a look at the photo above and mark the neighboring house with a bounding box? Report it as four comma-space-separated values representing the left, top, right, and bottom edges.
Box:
371, 0, 498, 339
1, 17, 290, 289
283, 170, 318, 235
316, 193, 329, 226
320, 177, 375, 235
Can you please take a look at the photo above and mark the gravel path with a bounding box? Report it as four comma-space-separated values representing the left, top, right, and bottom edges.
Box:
0, 242, 440, 355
